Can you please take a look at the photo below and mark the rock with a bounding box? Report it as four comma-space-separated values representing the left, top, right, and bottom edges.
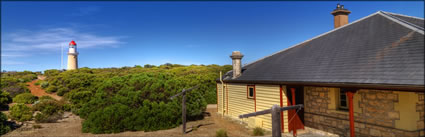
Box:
370, 129, 381, 136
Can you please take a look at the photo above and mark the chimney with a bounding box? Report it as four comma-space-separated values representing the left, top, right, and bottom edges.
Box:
230, 51, 244, 79
331, 3, 351, 28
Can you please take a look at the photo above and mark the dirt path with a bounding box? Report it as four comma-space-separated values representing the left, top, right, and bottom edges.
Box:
26, 79, 61, 101
4, 104, 254, 137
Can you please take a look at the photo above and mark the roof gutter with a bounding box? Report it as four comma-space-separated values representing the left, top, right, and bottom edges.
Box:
216, 79, 424, 92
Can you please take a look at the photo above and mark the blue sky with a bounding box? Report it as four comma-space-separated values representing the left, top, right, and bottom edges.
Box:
1, 1, 424, 72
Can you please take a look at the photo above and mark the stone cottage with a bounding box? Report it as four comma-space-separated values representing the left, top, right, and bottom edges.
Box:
216, 4, 424, 137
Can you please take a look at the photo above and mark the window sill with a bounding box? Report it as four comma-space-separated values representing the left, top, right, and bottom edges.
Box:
328, 109, 349, 115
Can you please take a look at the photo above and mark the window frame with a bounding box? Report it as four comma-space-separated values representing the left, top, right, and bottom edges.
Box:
338, 89, 349, 110
247, 85, 255, 99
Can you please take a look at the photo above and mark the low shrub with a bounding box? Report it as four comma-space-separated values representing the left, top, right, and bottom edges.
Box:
2, 84, 30, 98
56, 87, 69, 96
0, 112, 11, 135
62, 103, 72, 112
13, 93, 38, 104
216, 129, 228, 137
34, 113, 62, 123
0, 91, 12, 108
9, 103, 33, 122
46, 86, 57, 93
39, 96, 54, 101
34, 81, 41, 86
253, 127, 265, 136
33, 99, 63, 115
40, 82, 49, 89
33, 124, 42, 129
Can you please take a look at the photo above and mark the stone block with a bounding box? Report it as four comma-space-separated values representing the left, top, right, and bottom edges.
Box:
381, 131, 396, 137
387, 111, 400, 119
370, 128, 381, 136
387, 94, 398, 101
312, 92, 319, 96
419, 93, 424, 101
417, 120, 424, 129
366, 94, 376, 99
355, 123, 365, 128
360, 128, 369, 135
417, 105, 424, 111
320, 92, 325, 97
377, 93, 387, 99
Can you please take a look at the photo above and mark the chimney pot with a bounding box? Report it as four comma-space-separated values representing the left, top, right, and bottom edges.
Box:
331, 4, 351, 28
230, 51, 244, 79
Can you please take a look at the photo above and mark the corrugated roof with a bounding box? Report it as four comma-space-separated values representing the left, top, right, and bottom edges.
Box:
222, 11, 424, 88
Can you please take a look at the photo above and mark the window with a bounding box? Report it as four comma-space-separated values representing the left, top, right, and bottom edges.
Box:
247, 85, 255, 99
339, 89, 348, 110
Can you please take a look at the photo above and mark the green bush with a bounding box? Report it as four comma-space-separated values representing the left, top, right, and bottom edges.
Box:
216, 129, 228, 137
39, 96, 54, 101
1, 84, 30, 98
56, 87, 69, 96
253, 127, 265, 136
33, 99, 63, 115
0, 91, 12, 108
34, 113, 62, 123
35, 64, 232, 134
0, 112, 11, 135
46, 85, 57, 93
10, 103, 33, 122
40, 82, 49, 89
13, 93, 38, 104
34, 81, 41, 86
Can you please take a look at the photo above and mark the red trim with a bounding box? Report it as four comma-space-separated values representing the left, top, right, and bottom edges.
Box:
280, 85, 284, 132
291, 88, 297, 136
347, 91, 355, 137
287, 90, 290, 133
254, 85, 256, 112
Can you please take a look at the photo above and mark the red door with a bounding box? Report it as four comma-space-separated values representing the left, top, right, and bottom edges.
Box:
287, 87, 304, 133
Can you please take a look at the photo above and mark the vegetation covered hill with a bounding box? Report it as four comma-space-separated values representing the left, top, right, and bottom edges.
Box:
1, 64, 231, 134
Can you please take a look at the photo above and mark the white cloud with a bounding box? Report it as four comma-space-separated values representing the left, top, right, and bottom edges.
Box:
2, 27, 125, 66
1, 52, 28, 57
1, 60, 26, 65
3, 27, 124, 51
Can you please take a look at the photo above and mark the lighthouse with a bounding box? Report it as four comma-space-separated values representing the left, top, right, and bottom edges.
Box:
67, 40, 78, 70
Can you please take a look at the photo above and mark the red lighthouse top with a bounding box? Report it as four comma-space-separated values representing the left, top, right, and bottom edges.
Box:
69, 40, 77, 46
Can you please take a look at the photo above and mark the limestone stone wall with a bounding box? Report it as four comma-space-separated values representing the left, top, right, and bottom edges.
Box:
304, 86, 424, 137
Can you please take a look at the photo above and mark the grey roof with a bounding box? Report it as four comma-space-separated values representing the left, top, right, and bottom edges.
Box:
384, 12, 424, 29
222, 11, 424, 88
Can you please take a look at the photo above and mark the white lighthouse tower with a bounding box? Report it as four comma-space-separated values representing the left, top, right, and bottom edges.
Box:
67, 40, 78, 70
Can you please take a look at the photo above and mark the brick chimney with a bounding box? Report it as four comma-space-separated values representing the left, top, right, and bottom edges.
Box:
230, 51, 243, 79
331, 4, 351, 28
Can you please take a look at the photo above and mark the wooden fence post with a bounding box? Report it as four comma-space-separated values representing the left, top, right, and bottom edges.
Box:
271, 105, 282, 137
182, 92, 186, 134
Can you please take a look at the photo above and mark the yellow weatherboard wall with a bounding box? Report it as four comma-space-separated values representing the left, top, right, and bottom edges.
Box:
216, 83, 289, 132
217, 83, 223, 114
226, 83, 256, 127
394, 91, 419, 131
